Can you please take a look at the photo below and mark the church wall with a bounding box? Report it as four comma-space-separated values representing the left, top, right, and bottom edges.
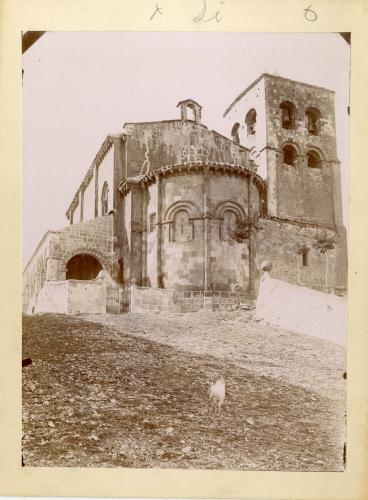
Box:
22, 231, 55, 313
162, 218, 205, 291
67, 146, 114, 224
253, 184, 260, 213
255, 218, 345, 292
208, 173, 250, 291
124, 121, 250, 178
141, 170, 262, 292
208, 173, 249, 213
160, 173, 205, 290
58, 215, 115, 276
162, 171, 204, 210
224, 78, 268, 178
273, 157, 334, 225
209, 219, 249, 291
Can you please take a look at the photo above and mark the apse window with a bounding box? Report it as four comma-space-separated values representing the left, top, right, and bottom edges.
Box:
222, 210, 238, 241
245, 109, 256, 136
173, 210, 192, 242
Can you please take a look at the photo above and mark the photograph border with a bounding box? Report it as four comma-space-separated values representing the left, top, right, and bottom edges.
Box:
1, 0, 367, 498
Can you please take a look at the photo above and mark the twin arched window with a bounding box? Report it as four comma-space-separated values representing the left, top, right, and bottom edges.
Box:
278, 101, 322, 136
101, 182, 109, 216
282, 145, 322, 169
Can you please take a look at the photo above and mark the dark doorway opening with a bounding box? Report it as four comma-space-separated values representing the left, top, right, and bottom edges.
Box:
66, 254, 103, 280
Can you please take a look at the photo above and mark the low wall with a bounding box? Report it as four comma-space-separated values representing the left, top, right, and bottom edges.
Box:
35, 281, 69, 314
67, 280, 107, 314
34, 280, 107, 315
255, 272, 347, 345
130, 286, 175, 313
127, 286, 249, 313
173, 290, 248, 312
33, 281, 251, 315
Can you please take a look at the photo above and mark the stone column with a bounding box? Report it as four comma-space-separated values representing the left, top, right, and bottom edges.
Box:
329, 160, 347, 290
180, 103, 187, 121
94, 163, 99, 218
203, 170, 211, 290
110, 135, 126, 281
248, 173, 256, 295
330, 160, 344, 229
266, 148, 278, 217
156, 174, 163, 288
129, 183, 143, 285
141, 184, 148, 286
195, 107, 202, 125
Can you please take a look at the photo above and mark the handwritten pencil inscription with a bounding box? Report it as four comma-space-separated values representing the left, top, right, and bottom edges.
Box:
304, 5, 318, 21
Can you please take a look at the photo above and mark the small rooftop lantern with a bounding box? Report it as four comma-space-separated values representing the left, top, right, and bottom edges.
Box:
177, 99, 202, 125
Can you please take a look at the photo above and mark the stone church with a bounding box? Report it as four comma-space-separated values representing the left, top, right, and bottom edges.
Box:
23, 74, 347, 314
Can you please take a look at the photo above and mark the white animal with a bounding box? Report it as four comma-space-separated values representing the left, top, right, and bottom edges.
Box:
209, 376, 226, 412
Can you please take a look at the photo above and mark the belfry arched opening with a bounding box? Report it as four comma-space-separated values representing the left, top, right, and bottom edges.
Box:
66, 254, 102, 280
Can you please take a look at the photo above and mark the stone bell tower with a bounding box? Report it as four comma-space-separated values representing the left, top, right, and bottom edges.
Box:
224, 73, 344, 230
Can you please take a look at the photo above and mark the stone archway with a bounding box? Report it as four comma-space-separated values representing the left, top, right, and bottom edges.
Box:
61, 246, 113, 279
66, 254, 103, 280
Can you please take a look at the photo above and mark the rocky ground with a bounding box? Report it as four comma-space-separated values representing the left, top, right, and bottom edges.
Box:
22, 311, 346, 470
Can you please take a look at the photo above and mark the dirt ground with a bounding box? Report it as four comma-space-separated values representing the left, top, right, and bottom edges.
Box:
22, 311, 346, 470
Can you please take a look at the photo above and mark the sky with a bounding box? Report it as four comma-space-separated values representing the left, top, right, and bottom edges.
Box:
23, 32, 350, 267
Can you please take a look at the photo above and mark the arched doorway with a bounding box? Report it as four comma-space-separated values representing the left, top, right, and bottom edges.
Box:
66, 254, 103, 280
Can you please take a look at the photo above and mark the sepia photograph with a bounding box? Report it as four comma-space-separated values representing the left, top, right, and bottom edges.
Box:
21, 31, 349, 472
